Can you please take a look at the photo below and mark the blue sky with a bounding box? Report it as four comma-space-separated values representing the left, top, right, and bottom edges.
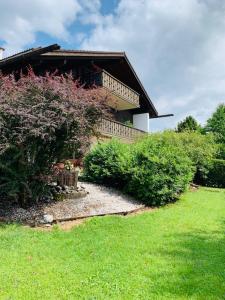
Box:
32, 1, 119, 49
0, 0, 225, 131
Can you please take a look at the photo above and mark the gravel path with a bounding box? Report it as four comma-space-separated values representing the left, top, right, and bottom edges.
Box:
45, 182, 144, 220
0, 182, 144, 223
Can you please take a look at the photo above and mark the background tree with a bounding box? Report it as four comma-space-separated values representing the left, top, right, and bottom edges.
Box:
205, 104, 225, 144
177, 116, 201, 132
0, 70, 107, 206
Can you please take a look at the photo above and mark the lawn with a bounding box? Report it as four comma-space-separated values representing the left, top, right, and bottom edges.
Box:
0, 188, 225, 300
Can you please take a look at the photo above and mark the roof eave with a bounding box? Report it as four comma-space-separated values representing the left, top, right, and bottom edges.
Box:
123, 53, 158, 117
0, 44, 60, 68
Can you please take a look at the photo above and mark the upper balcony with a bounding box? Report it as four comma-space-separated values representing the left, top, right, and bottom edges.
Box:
85, 69, 140, 110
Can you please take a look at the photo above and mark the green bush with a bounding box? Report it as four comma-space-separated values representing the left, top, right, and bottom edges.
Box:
144, 131, 219, 184
84, 137, 194, 206
125, 137, 194, 206
83, 139, 131, 187
203, 159, 225, 188
150, 131, 217, 183
152, 132, 224, 188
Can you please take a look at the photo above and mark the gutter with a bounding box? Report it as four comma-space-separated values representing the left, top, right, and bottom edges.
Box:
150, 114, 174, 119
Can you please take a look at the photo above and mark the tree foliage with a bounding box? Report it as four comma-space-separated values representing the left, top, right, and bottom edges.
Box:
177, 116, 201, 132
205, 104, 225, 144
151, 131, 217, 182
0, 70, 107, 205
202, 159, 225, 188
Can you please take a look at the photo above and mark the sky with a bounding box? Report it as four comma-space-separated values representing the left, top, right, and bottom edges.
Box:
0, 0, 224, 131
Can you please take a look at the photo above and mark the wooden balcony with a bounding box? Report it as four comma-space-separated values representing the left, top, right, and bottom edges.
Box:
98, 118, 145, 141
85, 70, 140, 110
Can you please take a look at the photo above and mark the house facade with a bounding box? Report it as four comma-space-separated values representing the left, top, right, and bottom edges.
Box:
0, 44, 172, 142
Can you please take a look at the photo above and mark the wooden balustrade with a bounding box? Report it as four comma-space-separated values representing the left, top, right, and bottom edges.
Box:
101, 70, 139, 107
85, 70, 140, 108
98, 118, 145, 141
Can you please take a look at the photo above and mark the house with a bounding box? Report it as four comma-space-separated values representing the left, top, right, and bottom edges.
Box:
0, 44, 173, 142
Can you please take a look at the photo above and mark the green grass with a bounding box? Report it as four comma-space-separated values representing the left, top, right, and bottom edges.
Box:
0, 188, 225, 300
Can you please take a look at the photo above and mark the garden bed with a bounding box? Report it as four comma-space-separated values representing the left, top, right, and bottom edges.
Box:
0, 182, 144, 226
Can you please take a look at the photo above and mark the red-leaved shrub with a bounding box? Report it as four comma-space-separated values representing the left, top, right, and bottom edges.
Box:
0, 70, 107, 205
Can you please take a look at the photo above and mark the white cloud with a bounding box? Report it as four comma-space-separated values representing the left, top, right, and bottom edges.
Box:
81, 0, 225, 131
0, 0, 81, 54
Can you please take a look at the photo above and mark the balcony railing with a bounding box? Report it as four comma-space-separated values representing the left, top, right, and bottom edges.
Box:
85, 70, 140, 109
98, 118, 145, 141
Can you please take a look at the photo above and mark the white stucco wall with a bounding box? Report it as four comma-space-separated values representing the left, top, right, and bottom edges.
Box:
133, 113, 149, 132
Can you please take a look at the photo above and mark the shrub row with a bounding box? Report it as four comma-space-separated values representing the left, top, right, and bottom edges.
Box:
84, 131, 224, 205
84, 137, 195, 206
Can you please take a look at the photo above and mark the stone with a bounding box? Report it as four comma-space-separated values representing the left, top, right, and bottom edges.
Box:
45, 224, 52, 228
62, 185, 69, 191
55, 186, 62, 192
42, 214, 54, 224
16, 208, 27, 214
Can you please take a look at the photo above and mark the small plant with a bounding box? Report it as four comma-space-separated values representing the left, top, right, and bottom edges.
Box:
64, 160, 74, 172
54, 193, 66, 202
124, 120, 133, 128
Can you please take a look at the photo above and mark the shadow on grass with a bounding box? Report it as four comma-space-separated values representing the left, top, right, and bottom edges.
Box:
150, 221, 225, 299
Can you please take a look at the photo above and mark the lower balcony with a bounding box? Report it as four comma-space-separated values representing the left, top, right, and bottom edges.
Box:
98, 118, 145, 141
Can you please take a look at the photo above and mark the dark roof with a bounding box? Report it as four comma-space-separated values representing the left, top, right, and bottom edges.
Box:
42, 49, 158, 116
0, 44, 158, 116
0, 44, 60, 67
43, 49, 125, 57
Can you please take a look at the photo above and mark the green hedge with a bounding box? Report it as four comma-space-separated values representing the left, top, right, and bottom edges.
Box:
204, 159, 225, 188
150, 131, 217, 183
84, 138, 194, 206
145, 131, 218, 185
84, 132, 223, 205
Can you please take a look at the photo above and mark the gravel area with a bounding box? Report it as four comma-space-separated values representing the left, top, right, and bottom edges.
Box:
45, 182, 144, 220
0, 182, 144, 224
